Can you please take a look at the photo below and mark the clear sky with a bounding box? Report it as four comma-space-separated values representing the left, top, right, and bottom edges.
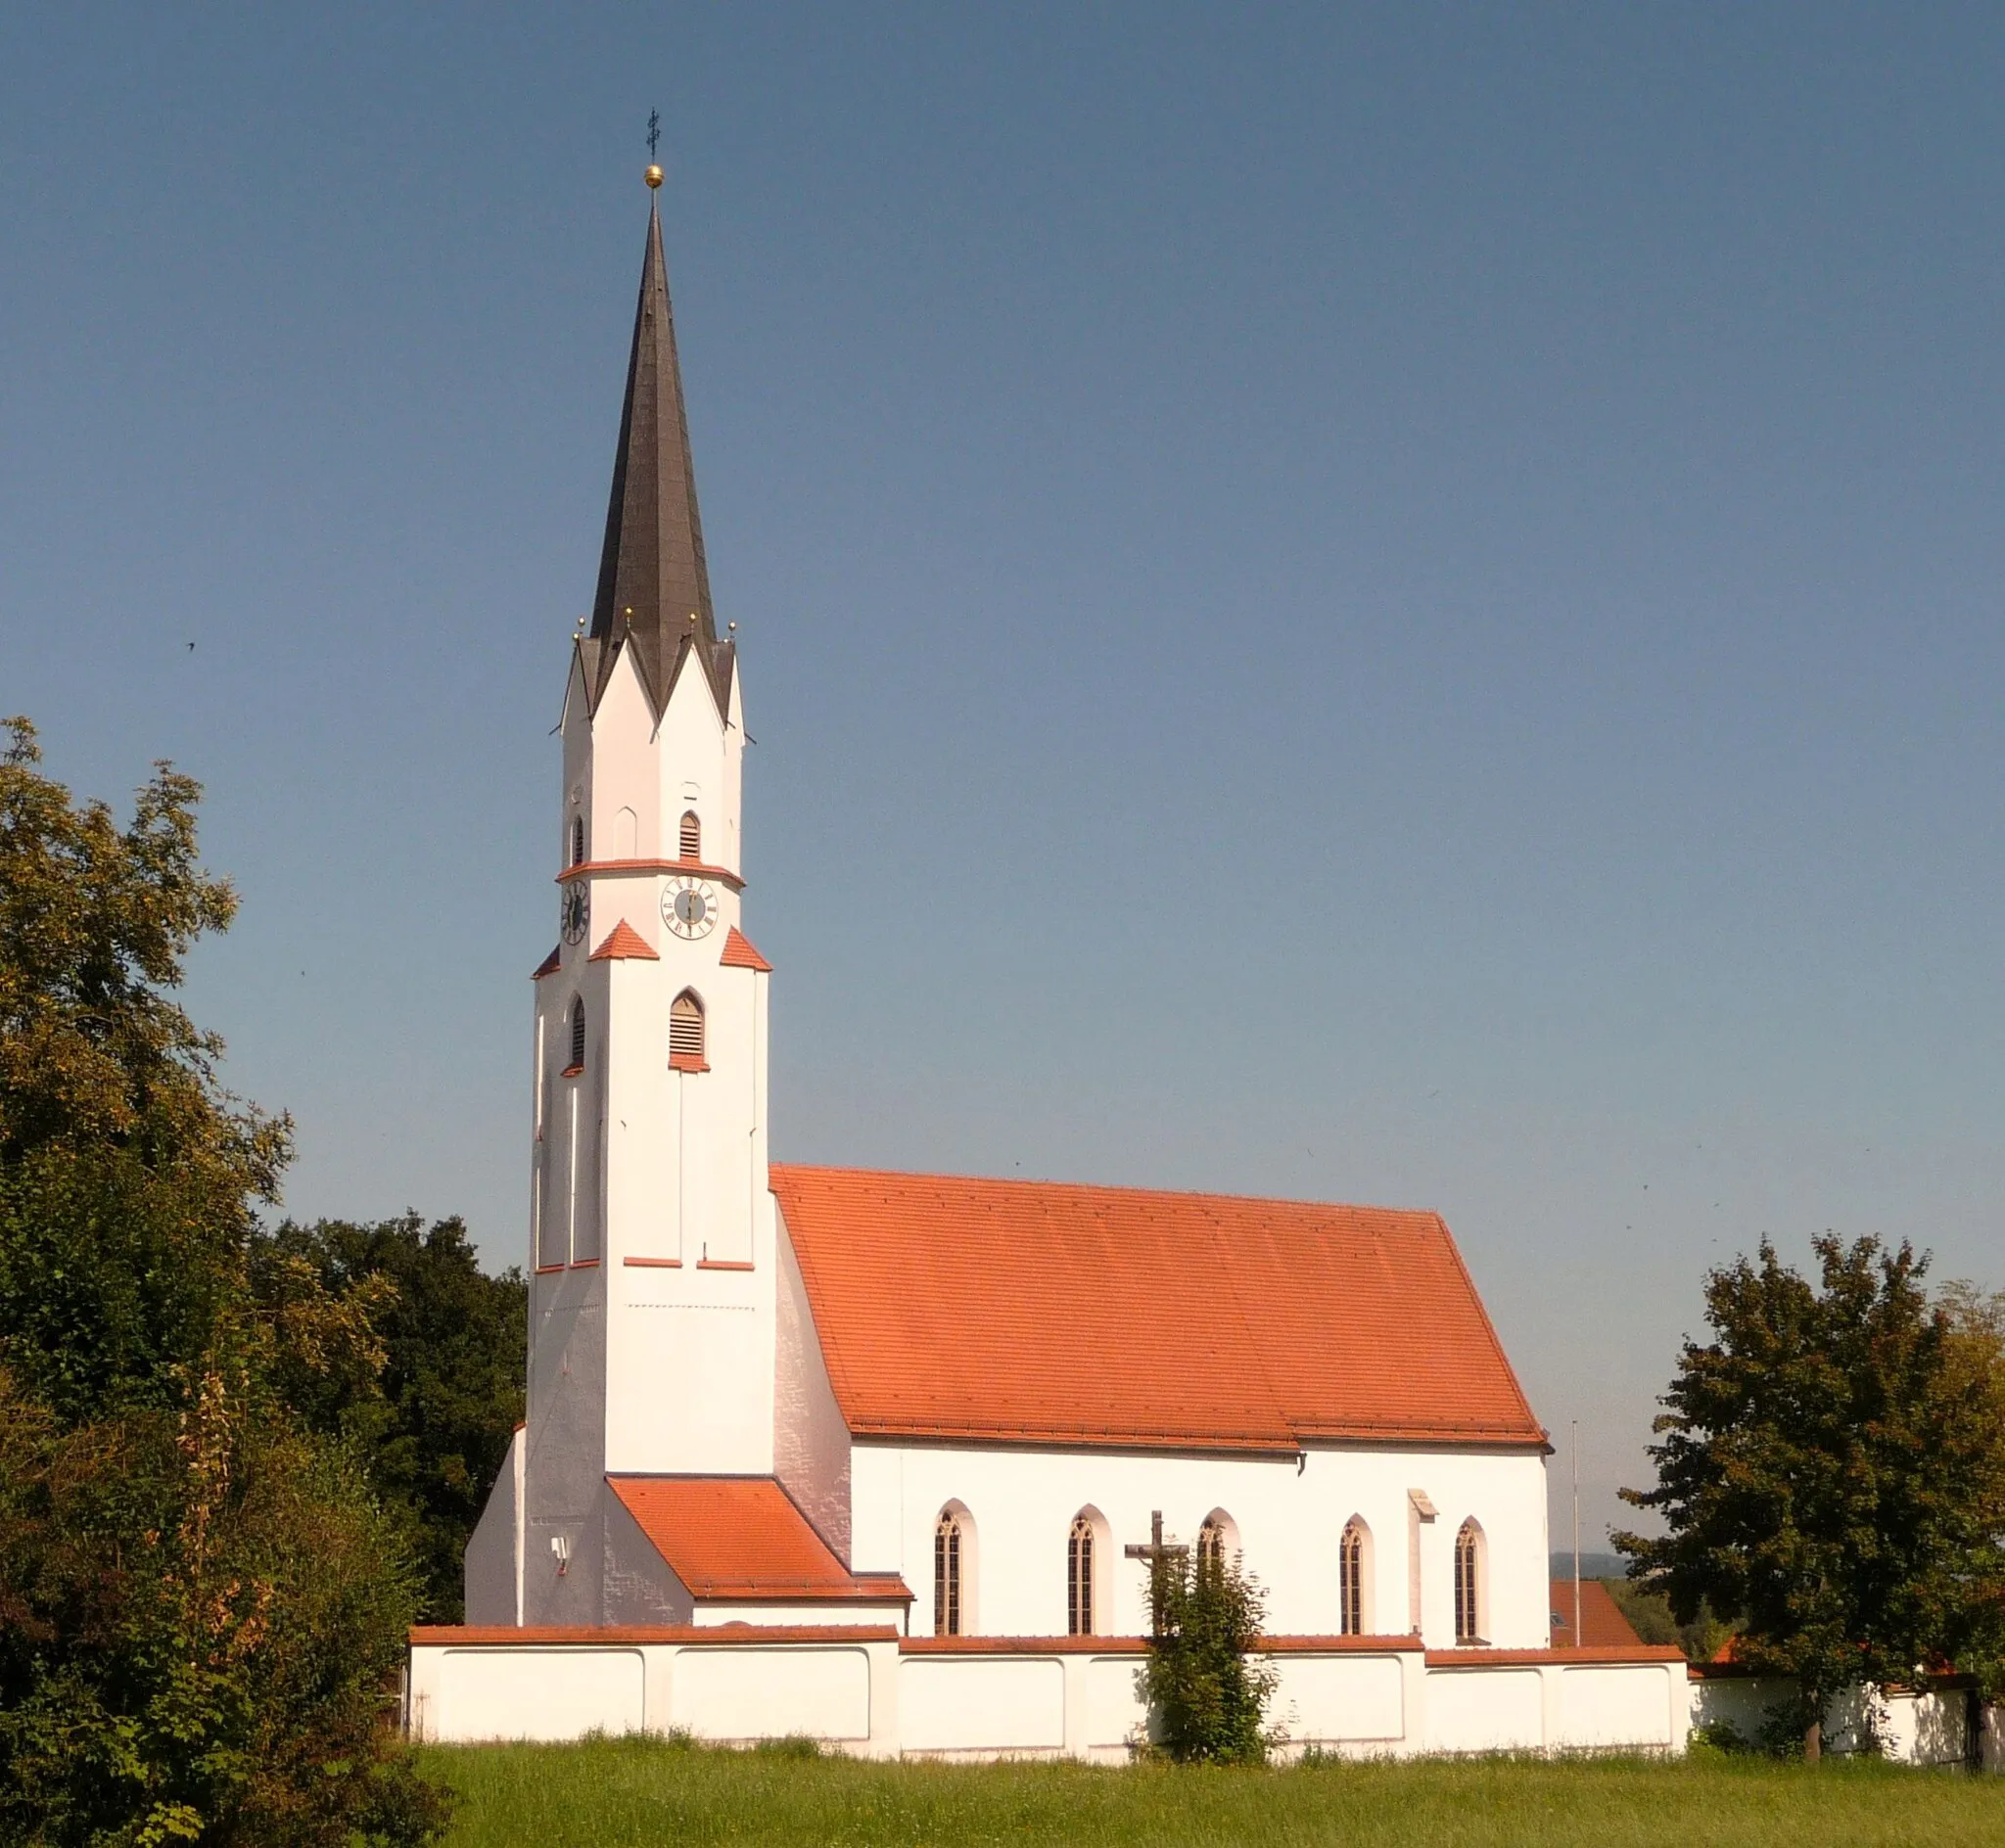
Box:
6, 6, 2003, 1548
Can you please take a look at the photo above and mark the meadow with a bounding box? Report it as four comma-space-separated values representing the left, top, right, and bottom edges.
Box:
428, 1734, 2004, 1847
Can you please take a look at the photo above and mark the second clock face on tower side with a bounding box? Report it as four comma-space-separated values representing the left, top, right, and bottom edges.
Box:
662, 876, 718, 940
561, 882, 589, 946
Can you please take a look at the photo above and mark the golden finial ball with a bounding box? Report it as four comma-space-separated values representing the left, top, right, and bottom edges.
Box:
644, 164, 665, 189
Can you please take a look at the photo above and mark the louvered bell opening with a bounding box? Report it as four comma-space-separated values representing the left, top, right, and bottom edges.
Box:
669, 993, 706, 1071
678, 810, 701, 861
571, 815, 585, 867
568, 1002, 586, 1071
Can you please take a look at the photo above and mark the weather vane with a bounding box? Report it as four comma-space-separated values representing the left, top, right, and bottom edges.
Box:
645, 109, 664, 190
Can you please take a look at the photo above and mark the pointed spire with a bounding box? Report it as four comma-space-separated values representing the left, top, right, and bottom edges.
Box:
586, 197, 732, 717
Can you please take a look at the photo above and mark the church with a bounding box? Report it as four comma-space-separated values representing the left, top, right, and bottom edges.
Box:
428, 180, 1690, 1758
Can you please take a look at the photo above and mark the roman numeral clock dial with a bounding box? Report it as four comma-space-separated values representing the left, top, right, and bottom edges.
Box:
561, 881, 589, 946
663, 876, 717, 940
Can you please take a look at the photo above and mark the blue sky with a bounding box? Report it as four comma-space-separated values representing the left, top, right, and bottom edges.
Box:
5, 5, 2003, 1544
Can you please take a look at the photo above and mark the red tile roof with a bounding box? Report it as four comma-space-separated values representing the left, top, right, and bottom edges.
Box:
769, 1166, 1545, 1453
720, 926, 772, 971
608, 1476, 911, 1602
588, 919, 659, 961
1547, 1579, 1645, 1650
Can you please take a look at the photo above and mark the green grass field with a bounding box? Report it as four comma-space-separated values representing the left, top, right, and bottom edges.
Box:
427, 1734, 2005, 1847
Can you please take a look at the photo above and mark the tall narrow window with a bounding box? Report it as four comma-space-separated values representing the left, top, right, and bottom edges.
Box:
1454, 1520, 1484, 1644
1197, 1511, 1236, 1577
679, 809, 701, 861
568, 997, 585, 1072
934, 1510, 962, 1638
1339, 1519, 1368, 1636
570, 814, 585, 867
1067, 1515, 1096, 1636
669, 991, 706, 1071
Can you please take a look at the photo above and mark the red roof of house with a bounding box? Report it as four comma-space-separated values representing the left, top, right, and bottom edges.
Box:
608, 1476, 910, 1602
720, 926, 772, 971
589, 919, 659, 961
769, 1166, 1544, 1453
1547, 1579, 1645, 1649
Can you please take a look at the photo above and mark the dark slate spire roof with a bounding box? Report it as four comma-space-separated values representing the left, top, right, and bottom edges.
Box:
584, 201, 733, 718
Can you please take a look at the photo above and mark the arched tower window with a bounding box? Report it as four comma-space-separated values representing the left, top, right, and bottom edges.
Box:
1454, 1519, 1485, 1644
669, 991, 706, 1071
679, 810, 701, 861
567, 997, 585, 1072
1339, 1518, 1371, 1636
570, 814, 585, 867
934, 1507, 965, 1637
1067, 1514, 1096, 1636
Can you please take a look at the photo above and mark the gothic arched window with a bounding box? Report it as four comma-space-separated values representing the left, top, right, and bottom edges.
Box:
679, 810, 701, 861
568, 997, 586, 1072
934, 1507, 965, 1637
669, 991, 706, 1071
570, 814, 585, 867
1197, 1510, 1236, 1577
1067, 1514, 1096, 1636
1454, 1519, 1485, 1644
1339, 1518, 1370, 1636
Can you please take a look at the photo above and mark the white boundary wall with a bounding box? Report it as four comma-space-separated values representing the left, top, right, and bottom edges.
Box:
1691, 1671, 2001, 1771
408, 1630, 1689, 1761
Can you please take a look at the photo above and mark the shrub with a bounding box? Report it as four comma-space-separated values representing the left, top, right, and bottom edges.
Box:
1140, 1543, 1278, 1764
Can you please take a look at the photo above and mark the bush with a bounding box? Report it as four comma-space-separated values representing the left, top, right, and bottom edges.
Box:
0, 1365, 450, 1846
1140, 1545, 1278, 1764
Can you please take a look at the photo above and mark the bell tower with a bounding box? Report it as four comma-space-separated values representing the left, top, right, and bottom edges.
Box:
512, 176, 778, 1624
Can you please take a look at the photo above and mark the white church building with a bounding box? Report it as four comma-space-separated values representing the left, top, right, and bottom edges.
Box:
415, 181, 1693, 1759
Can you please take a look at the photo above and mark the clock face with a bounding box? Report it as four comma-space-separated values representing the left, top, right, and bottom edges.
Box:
560, 882, 589, 946
662, 876, 718, 940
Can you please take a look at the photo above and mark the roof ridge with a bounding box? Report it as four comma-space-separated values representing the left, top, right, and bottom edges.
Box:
768, 1161, 1441, 1221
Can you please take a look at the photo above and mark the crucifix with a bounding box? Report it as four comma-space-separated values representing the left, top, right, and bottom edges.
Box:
1122, 1509, 1188, 1567
1125, 1510, 1188, 1632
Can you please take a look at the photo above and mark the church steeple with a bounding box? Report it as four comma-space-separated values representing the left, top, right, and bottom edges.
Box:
585, 196, 733, 719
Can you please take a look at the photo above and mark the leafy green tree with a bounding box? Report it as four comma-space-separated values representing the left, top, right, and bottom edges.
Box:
1615, 1235, 2005, 1757
0, 718, 446, 1844
1140, 1540, 1278, 1764
253, 1214, 526, 1620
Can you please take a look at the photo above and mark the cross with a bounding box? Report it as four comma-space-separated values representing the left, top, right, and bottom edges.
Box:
1123, 1509, 1188, 1566
647, 110, 661, 162
1126, 1510, 1188, 1635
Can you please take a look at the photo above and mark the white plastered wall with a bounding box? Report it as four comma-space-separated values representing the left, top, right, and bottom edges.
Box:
773, 1210, 853, 1558
411, 1636, 1684, 1759
855, 1440, 1551, 1648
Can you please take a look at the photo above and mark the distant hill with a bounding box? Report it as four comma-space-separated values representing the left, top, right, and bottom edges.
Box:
1549, 1551, 1628, 1581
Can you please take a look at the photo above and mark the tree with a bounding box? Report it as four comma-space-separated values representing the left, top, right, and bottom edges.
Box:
253, 1214, 526, 1620
0, 718, 447, 1844
1139, 1537, 1278, 1764
1615, 1235, 2005, 1757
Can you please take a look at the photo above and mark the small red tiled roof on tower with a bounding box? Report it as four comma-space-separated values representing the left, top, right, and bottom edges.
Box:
588, 919, 659, 961
531, 946, 562, 980
720, 926, 772, 971
608, 1476, 909, 1603
769, 1166, 1546, 1455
